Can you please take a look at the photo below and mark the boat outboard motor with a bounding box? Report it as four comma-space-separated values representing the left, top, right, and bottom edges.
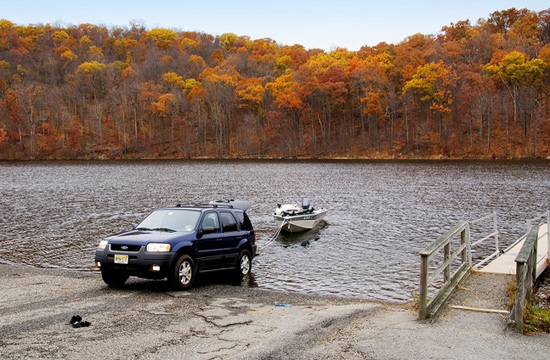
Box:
301, 198, 310, 210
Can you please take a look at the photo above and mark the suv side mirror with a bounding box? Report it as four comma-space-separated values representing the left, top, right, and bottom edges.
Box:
200, 226, 216, 235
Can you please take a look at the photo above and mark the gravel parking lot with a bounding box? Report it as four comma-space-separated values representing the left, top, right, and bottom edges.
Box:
1, 264, 549, 359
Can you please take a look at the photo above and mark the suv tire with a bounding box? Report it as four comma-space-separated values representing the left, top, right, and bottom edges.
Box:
170, 254, 195, 290
101, 270, 129, 288
236, 249, 252, 278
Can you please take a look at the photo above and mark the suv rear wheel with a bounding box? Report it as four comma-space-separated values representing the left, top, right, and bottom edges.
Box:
170, 254, 195, 290
236, 249, 252, 277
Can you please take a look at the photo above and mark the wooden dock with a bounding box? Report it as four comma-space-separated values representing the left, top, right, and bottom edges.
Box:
480, 224, 548, 277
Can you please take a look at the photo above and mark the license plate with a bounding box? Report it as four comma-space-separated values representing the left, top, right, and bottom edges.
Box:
114, 254, 129, 264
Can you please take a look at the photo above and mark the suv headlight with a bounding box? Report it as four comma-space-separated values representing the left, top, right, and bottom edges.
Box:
97, 240, 108, 250
146, 243, 171, 252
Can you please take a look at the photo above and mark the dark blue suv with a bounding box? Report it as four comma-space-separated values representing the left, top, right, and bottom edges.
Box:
94, 200, 256, 290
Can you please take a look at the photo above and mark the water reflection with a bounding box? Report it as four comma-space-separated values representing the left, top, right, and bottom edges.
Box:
276, 221, 327, 248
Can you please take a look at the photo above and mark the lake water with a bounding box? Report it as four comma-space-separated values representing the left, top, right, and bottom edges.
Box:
1, 160, 549, 302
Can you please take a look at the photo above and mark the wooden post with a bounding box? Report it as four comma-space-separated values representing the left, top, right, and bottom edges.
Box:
547, 212, 550, 267
444, 242, 451, 283
460, 227, 466, 263
493, 212, 499, 255
547, 212, 549, 261
461, 226, 472, 267
513, 225, 540, 333
419, 254, 428, 320
531, 234, 538, 285
514, 261, 526, 333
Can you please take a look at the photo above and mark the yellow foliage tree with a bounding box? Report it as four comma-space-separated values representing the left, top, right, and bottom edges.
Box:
52, 30, 69, 43
183, 78, 201, 93
76, 61, 106, 78
483, 50, 546, 143
403, 61, 456, 113
164, 72, 202, 93
181, 38, 198, 50
79, 35, 92, 47
200, 66, 239, 87
147, 28, 177, 49
60, 49, 77, 61
164, 72, 185, 89
0, 19, 15, 30
89, 46, 104, 61
265, 69, 299, 97
220, 33, 238, 51
236, 78, 265, 116
274, 55, 292, 74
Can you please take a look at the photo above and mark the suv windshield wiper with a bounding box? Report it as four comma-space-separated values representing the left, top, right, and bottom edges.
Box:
152, 227, 176, 233
136, 227, 176, 232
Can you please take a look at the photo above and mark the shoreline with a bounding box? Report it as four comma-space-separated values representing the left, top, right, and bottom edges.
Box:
2, 156, 550, 162
2, 263, 550, 359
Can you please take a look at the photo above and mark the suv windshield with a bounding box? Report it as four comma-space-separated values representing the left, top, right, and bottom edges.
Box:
136, 209, 200, 232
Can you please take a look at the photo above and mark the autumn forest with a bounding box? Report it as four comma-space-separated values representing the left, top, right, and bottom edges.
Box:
1, 8, 550, 160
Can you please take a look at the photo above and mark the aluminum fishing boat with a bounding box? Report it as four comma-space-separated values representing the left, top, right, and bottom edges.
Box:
273, 198, 327, 233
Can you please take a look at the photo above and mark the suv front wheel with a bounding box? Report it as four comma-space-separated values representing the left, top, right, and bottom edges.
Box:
101, 269, 129, 288
170, 254, 195, 290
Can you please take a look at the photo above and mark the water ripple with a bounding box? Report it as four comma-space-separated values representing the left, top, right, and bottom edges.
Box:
1, 160, 549, 302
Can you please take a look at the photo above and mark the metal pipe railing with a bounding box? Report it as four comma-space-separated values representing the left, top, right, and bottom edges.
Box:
471, 212, 500, 269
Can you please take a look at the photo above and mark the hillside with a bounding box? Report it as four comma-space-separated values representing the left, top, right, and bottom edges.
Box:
0, 7, 549, 160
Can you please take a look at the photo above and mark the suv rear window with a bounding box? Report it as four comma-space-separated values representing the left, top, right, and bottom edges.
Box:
235, 211, 253, 231
220, 211, 238, 232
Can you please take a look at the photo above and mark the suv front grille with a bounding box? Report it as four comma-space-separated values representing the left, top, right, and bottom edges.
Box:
110, 244, 142, 252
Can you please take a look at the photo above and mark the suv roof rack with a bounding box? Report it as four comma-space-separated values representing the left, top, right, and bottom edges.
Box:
175, 203, 234, 209
174, 199, 253, 211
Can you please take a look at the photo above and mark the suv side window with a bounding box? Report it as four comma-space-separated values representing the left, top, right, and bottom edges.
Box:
235, 211, 253, 231
201, 212, 220, 233
220, 211, 238, 232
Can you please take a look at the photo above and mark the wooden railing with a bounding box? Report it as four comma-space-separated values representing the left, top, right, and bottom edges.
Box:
511, 225, 540, 333
419, 221, 471, 320
419, 212, 510, 320
419, 211, 548, 328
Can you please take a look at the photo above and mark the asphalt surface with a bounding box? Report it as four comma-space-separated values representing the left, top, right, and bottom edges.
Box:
1, 264, 549, 359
